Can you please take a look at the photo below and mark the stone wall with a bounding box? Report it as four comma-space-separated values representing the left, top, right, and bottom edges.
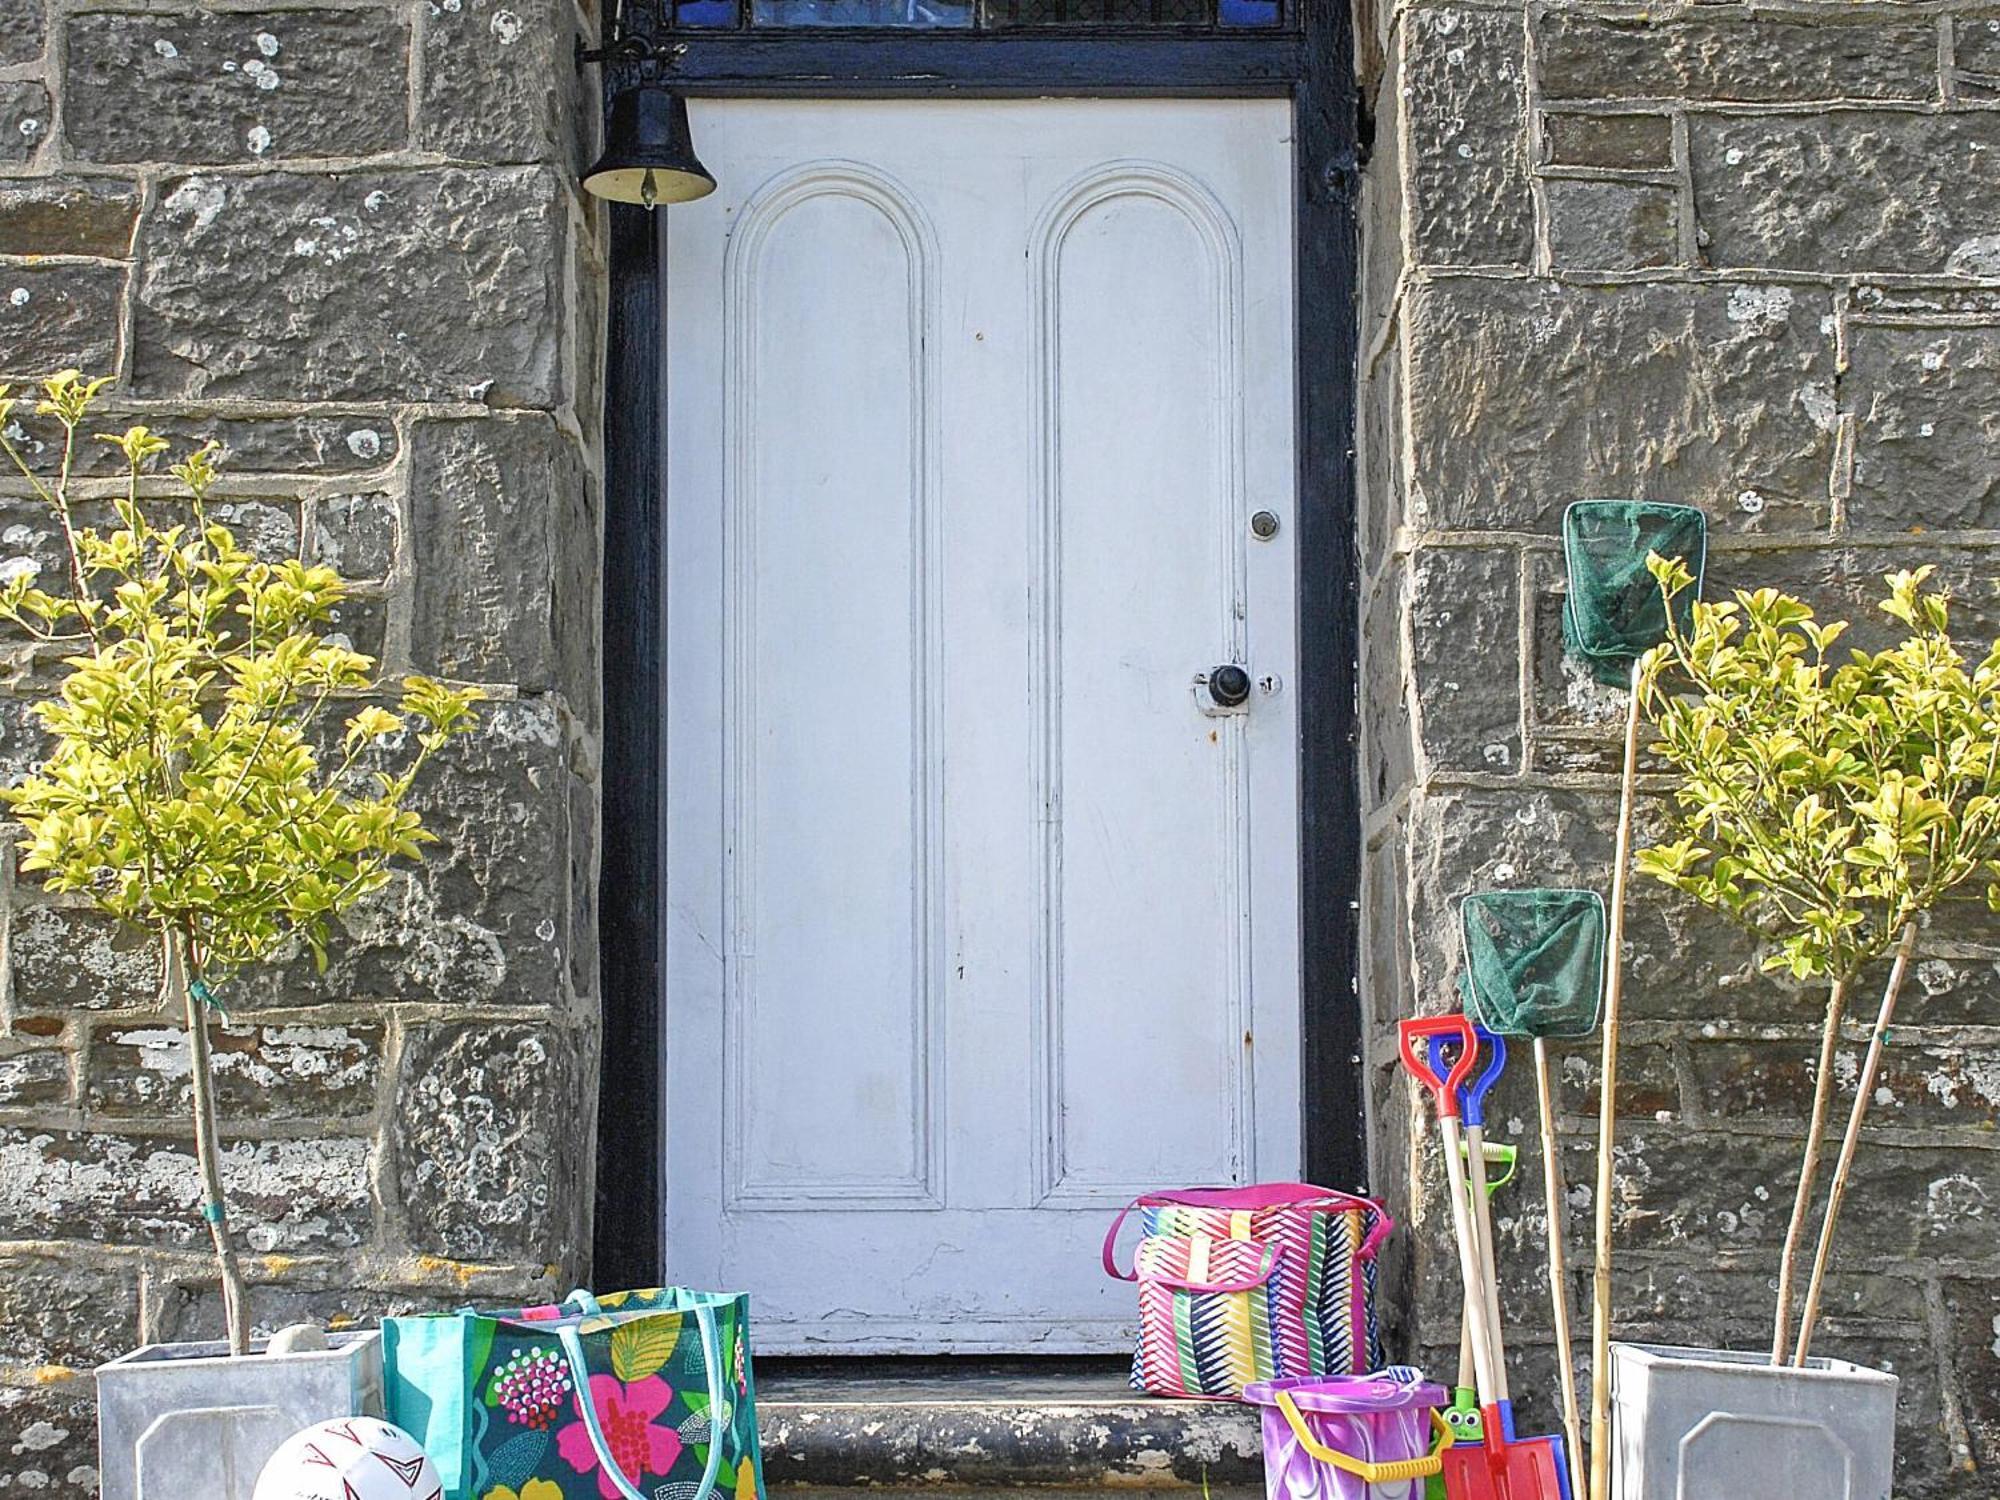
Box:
0, 2, 602, 1493
1357, 5, 2000, 1494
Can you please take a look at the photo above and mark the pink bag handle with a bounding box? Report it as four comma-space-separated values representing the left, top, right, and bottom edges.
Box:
1101, 1183, 1394, 1281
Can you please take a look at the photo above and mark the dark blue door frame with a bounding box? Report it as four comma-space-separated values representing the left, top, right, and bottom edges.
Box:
592, 16, 1364, 1287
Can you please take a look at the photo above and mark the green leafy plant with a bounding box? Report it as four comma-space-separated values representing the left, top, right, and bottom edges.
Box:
1636, 556, 2000, 1363
0, 373, 484, 1354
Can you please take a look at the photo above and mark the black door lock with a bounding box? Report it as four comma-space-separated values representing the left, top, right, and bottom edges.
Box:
1208, 665, 1252, 707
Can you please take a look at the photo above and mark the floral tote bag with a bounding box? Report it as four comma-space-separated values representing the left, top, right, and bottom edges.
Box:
384, 1287, 762, 1500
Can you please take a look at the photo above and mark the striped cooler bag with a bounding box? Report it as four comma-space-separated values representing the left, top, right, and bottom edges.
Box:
1103, 1183, 1392, 1401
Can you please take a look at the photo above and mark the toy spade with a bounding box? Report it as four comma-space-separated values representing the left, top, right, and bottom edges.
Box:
1399, 1017, 1571, 1500
1431, 1140, 1518, 1500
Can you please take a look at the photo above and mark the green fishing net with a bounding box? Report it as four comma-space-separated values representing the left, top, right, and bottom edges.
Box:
1561, 500, 1708, 686
1457, 888, 1606, 1041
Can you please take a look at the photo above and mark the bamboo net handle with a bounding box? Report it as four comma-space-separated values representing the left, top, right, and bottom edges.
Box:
1588, 659, 1644, 1500
1535, 1037, 1587, 1500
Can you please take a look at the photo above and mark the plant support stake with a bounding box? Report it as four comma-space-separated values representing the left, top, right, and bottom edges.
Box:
1770, 974, 1848, 1364
1588, 657, 1644, 1500
1792, 921, 1919, 1364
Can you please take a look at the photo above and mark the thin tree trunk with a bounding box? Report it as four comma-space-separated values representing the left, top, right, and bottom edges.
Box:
167, 927, 252, 1355
1791, 921, 1918, 1366
1770, 974, 1849, 1364
1588, 660, 1644, 1500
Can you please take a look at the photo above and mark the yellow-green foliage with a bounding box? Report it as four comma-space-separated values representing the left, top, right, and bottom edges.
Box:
1637, 553, 2000, 981
0, 372, 483, 979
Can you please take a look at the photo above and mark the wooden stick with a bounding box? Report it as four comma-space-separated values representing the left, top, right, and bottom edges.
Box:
1792, 922, 1918, 1365
1535, 1037, 1587, 1500
1459, 1285, 1475, 1394
1771, 974, 1849, 1364
1466, 1123, 1510, 1407
1588, 659, 1644, 1500
1441, 1116, 1503, 1409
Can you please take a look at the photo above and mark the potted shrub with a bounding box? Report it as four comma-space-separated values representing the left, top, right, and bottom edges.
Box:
0, 374, 483, 1500
1610, 558, 2000, 1497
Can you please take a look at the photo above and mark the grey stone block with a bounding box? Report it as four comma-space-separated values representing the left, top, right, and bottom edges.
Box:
0, 1046, 70, 1107
0, 1128, 373, 1251
1691, 112, 2000, 275
63, 10, 410, 166
406, 414, 587, 692
1357, 323, 1403, 575
0, 82, 50, 164
0, 4, 43, 68
1547, 179, 1679, 271
0, 1383, 99, 1497
1692, 1036, 2000, 1133
0, 180, 138, 258
0, 693, 53, 788
1541, 112, 1674, 171
1941, 1279, 2000, 1474
0, 1249, 140, 1370
312, 492, 399, 581
567, 769, 598, 1002
14, 413, 398, 481
1955, 15, 2000, 90
1405, 277, 1835, 533
1410, 544, 1521, 774
393, 1020, 587, 1262
420, 0, 586, 168
1537, 14, 1940, 104
1701, 541, 2000, 655
310, 696, 570, 1008
1846, 321, 2000, 532
0, 263, 125, 379
11, 907, 164, 1015
86, 1021, 384, 1122
1404, 8, 1534, 268
324, 589, 388, 662
1361, 564, 1414, 808
133, 168, 567, 406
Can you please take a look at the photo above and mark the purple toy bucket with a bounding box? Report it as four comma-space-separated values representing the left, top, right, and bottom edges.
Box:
1242, 1372, 1452, 1500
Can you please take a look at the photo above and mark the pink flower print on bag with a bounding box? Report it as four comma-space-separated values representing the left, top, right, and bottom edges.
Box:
557, 1375, 685, 1500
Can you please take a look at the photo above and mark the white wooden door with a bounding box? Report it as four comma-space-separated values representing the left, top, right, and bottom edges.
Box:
664, 98, 1298, 1353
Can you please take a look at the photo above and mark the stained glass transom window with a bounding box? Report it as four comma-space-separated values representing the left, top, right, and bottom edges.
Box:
674, 0, 1280, 29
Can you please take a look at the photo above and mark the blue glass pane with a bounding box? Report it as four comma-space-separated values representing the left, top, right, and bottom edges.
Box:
1217, 0, 1278, 25
982, 0, 1206, 23
675, 0, 739, 24
753, 0, 972, 24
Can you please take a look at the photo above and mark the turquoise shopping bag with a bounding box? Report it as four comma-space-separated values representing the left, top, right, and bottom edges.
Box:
385, 1287, 762, 1500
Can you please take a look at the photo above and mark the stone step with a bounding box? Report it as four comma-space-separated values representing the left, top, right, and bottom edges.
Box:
755, 1357, 1266, 1493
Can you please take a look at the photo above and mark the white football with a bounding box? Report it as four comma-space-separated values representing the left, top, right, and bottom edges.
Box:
253, 1417, 442, 1500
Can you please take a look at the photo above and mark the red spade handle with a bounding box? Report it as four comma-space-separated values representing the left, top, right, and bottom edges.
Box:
1398, 1015, 1479, 1121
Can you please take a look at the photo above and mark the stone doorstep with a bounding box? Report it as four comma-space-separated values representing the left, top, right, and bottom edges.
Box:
755, 1357, 1266, 1493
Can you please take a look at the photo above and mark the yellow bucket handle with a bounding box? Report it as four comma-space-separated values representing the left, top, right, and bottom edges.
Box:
1273, 1391, 1456, 1483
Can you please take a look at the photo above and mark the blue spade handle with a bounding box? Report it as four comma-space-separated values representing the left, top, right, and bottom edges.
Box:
1428, 1023, 1507, 1128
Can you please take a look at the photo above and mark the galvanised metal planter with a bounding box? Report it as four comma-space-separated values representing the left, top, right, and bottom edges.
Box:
96, 1329, 382, 1500
1610, 1342, 1897, 1500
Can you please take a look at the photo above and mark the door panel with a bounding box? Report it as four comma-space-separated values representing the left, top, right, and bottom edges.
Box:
666, 99, 1297, 1353
723, 172, 943, 1209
